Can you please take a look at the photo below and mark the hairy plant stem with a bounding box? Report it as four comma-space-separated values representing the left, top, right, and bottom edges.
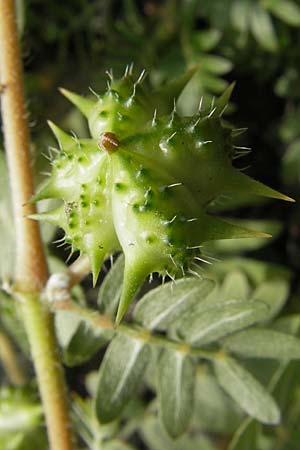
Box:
17, 293, 75, 449
0, 1, 74, 449
52, 300, 217, 360
0, 0, 47, 291
0, 330, 26, 385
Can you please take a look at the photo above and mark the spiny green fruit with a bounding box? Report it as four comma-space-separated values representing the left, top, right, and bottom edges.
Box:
31, 66, 293, 323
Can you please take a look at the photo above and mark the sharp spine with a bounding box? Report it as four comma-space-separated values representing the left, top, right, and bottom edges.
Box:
152, 109, 157, 127
207, 106, 217, 118
198, 96, 203, 113
194, 256, 212, 265
136, 69, 146, 84
88, 86, 100, 99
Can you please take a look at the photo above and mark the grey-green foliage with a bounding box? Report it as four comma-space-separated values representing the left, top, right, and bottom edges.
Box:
55, 310, 113, 366
192, 368, 242, 434
95, 334, 151, 423
222, 271, 250, 301
141, 416, 217, 450
213, 357, 280, 425
223, 329, 300, 359
251, 279, 290, 322
133, 277, 215, 331
250, 2, 278, 52
157, 350, 196, 438
265, 0, 300, 26
90, 261, 300, 441
176, 299, 269, 345
217, 0, 300, 51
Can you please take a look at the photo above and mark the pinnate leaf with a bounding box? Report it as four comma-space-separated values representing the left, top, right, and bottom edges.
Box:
223, 329, 300, 360
133, 278, 214, 331
250, 4, 278, 52
157, 349, 196, 438
222, 271, 250, 302
55, 311, 112, 366
177, 300, 269, 346
214, 357, 280, 424
251, 279, 289, 322
266, 0, 300, 26
95, 335, 150, 423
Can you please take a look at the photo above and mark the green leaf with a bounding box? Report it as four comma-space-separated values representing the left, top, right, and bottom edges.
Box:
55, 311, 112, 366
214, 357, 280, 424
250, 4, 278, 52
98, 254, 125, 316
177, 300, 269, 346
158, 350, 196, 438
222, 271, 250, 302
193, 370, 242, 433
133, 278, 215, 331
141, 416, 217, 450
265, 0, 300, 26
199, 72, 228, 93
251, 279, 289, 322
223, 329, 300, 360
155, 66, 200, 113
193, 29, 221, 52
95, 335, 150, 423
231, 0, 251, 33
272, 314, 300, 335
200, 55, 233, 75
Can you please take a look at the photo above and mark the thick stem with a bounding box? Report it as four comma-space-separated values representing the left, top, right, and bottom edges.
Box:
0, 2, 75, 449
0, 0, 47, 291
18, 293, 75, 450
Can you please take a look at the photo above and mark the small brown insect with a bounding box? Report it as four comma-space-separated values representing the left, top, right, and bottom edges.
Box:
98, 132, 120, 154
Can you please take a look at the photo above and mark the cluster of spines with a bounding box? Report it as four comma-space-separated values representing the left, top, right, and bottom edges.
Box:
31, 67, 294, 323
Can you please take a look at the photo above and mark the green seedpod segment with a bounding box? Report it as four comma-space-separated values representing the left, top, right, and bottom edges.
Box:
31, 68, 293, 323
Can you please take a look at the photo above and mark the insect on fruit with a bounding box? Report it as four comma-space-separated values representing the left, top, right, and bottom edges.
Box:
98, 132, 120, 153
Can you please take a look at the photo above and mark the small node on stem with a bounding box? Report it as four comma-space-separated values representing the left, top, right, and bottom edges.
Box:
44, 273, 72, 304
